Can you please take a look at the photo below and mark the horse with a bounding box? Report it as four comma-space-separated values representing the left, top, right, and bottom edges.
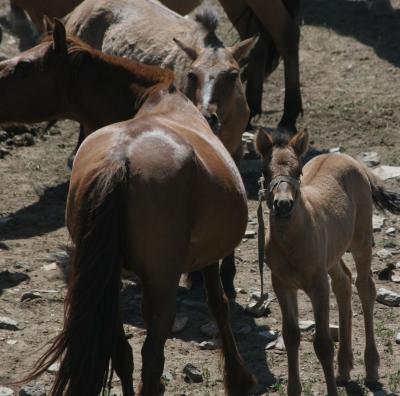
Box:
64, 0, 258, 297
14, 20, 255, 396
255, 128, 400, 395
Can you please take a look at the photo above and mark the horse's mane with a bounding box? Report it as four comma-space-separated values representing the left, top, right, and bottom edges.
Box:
194, 8, 223, 48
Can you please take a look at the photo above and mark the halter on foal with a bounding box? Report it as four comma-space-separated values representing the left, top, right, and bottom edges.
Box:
12, 23, 255, 396
256, 128, 400, 395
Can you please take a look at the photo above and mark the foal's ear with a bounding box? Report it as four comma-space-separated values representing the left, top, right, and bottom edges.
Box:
228, 35, 259, 67
173, 38, 199, 61
255, 127, 273, 157
52, 18, 67, 54
43, 15, 54, 33
289, 129, 309, 156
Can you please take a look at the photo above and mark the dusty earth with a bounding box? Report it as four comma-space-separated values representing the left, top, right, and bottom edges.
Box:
1, 0, 400, 395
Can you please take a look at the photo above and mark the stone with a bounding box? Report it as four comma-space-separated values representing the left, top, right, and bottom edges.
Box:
235, 287, 247, 294
0, 148, 10, 159
6, 339, 17, 345
12, 133, 34, 147
376, 249, 392, 259
47, 251, 69, 264
0, 386, 14, 396
0, 317, 19, 331
246, 294, 271, 318
21, 291, 42, 302
373, 215, 386, 231
299, 320, 315, 332
357, 151, 380, 167
172, 314, 189, 333
386, 227, 397, 237
183, 364, 203, 383
372, 165, 400, 181
19, 383, 46, 396
244, 230, 256, 238
0, 130, 9, 142
258, 329, 279, 343
376, 288, 400, 306
47, 362, 60, 373
390, 273, 400, 283
200, 321, 219, 338
42, 262, 57, 271
396, 332, 400, 345
161, 370, 173, 384
198, 340, 220, 350
266, 335, 285, 351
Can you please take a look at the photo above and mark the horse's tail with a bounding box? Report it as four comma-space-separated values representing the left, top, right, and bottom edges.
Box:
24, 159, 129, 395
367, 169, 400, 214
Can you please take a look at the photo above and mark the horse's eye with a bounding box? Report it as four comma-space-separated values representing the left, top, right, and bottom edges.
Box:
187, 72, 197, 81
228, 70, 239, 80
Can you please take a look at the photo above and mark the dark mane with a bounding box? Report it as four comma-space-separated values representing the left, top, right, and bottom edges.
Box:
194, 8, 223, 48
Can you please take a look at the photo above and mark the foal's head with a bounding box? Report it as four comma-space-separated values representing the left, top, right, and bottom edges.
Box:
256, 129, 309, 218
174, 10, 257, 135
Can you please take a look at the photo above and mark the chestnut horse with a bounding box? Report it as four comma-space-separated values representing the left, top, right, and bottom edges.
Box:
255, 128, 400, 395
14, 22, 255, 396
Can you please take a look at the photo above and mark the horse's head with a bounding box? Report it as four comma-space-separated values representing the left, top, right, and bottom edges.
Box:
0, 17, 69, 123
173, 11, 257, 146
256, 128, 308, 218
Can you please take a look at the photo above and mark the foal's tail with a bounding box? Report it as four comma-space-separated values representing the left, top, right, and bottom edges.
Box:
367, 170, 400, 214
24, 160, 129, 395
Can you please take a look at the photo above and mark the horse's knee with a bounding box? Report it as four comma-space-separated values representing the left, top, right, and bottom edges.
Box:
313, 331, 334, 361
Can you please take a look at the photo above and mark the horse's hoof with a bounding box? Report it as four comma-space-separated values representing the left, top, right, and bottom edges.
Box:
335, 375, 350, 387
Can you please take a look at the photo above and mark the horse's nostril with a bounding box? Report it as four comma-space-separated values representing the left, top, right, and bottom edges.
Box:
279, 200, 293, 212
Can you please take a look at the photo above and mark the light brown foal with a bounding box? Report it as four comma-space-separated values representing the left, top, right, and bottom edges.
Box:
256, 129, 400, 395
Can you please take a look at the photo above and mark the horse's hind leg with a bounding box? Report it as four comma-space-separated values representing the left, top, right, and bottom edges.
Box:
202, 263, 256, 396
329, 259, 354, 385
220, 252, 237, 299
351, 247, 380, 384
139, 273, 180, 396
113, 316, 134, 396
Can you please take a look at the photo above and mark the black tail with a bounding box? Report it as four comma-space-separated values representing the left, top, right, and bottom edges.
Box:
23, 160, 128, 395
368, 170, 400, 214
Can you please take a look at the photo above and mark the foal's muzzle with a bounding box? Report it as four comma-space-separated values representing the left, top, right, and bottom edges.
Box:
273, 198, 294, 218
268, 175, 300, 219
205, 113, 221, 135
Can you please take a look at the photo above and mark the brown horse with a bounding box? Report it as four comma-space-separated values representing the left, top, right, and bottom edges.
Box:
255, 128, 400, 395
15, 22, 255, 396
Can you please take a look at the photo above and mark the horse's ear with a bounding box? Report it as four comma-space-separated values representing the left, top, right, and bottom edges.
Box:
228, 35, 259, 67
255, 127, 273, 157
173, 38, 199, 61
43, 15, 54, 33
289, 129, 309, 156
52, 18, 67, 53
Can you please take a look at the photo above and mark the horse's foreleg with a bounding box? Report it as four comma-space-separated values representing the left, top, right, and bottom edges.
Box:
139, 274, 180, 396
329, 260, 354, 385
203, 263, 256, 396
113, 316, 135, 396
272, 274, 301, 396
308, 274, 338, 396
352, 248, 380, 384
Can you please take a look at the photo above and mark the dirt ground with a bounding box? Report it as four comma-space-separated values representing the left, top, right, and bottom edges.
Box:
1, 0, 400, 395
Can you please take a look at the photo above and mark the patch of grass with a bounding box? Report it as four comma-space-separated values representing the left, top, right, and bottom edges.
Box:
389, 370, 400, 392
271, 377, 287, 396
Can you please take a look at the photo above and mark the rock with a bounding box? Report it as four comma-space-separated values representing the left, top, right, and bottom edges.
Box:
183, 364, 203, 383
244, 230, 256, 238
0, 131, 9, 142
0, 147, 10, 159
357, 151, 380, 167
376, 249, 392, 259
258, 329, 279, 343
396, 262, 400, 269
373, 215, 386, 231
395, 332, 400, 345
42, 262, 57, 271
161, 370, 173, 384
390, 273, 400, 283
299, 320, 315, 332
198, 340, 220, 350
200, 321, 219, 338
12, 133, 34, 147
329, 324, 339, 342
373, 166, 400, 181
0, 386, 14, 396
376, 288, 400, 306
386, 227, 397, 237
0, 316, 19, 331
6, 339, 17, 345
46, 251, 69, 264
172, 314, 189, 333
21, 291, 42, 302
246, 294, 271, 317
266, 335, 285, 351
383, 240, 397, 249
235, 287, 247, 294
19, 383, 46, 396
47, 362, 60, 373
235, 324, 251, 335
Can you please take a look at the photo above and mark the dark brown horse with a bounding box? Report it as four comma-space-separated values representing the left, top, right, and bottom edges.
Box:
6, 21, 255, 396
255, 128, 400, 395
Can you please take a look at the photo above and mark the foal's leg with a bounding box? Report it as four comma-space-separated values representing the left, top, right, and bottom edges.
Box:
113, 317, 134, 396
329, 260, 354, 385
202, 263, 256, 396
352, 248, 380, 384
307, 275, 338, 396
271, 274, 301, 396
139, 274, 180, 396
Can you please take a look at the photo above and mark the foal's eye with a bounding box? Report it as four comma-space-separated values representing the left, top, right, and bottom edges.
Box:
228, 70, 239, 80
187, 72, 197, 82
